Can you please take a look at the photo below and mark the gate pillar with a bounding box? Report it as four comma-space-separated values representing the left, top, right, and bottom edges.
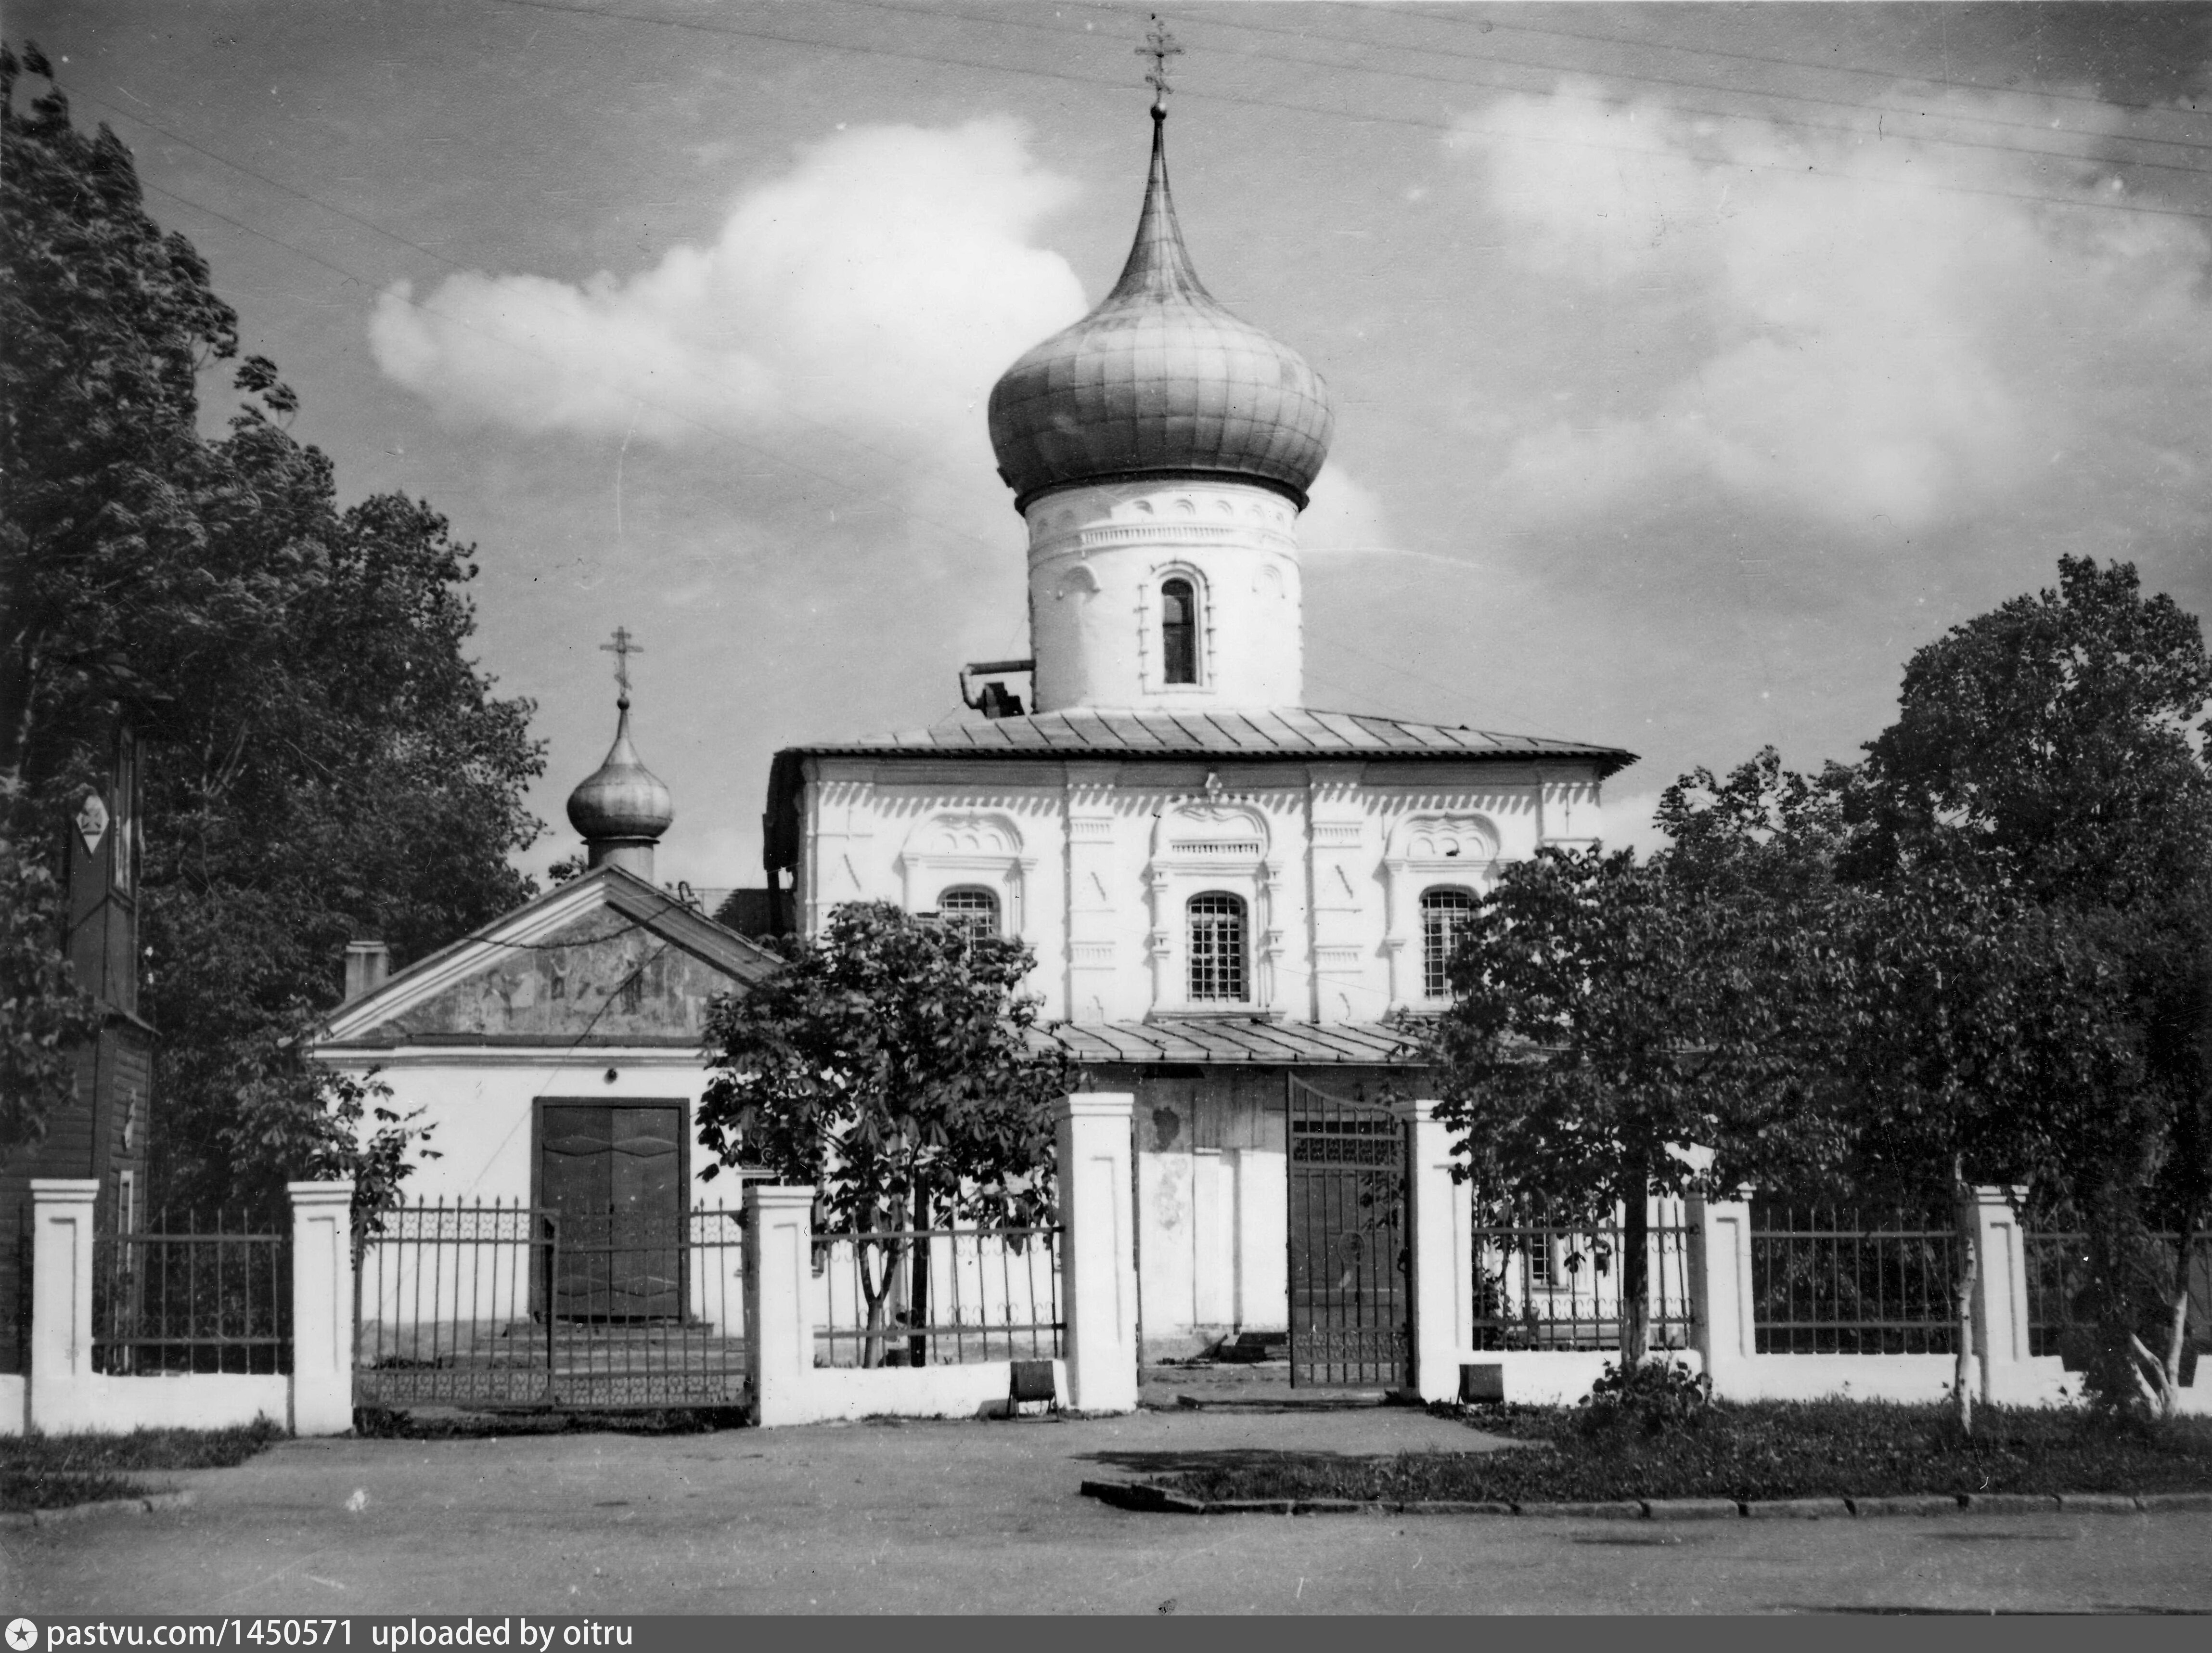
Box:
745, 1183, 818, 1427
288, 1180, 354, 1436
27, 1179, 99, 1432
1392, 1101, 1469, 1402
1688, 1193, 1755, 1399
1055, 1093, 1138, 1414
1970, 1186, 2033, 1405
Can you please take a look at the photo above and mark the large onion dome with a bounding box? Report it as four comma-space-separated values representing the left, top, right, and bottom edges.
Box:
987, 109, 1335, 512
566, 696, 673, 850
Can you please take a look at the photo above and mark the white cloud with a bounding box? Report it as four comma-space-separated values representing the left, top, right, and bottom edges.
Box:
1595, 788, 1671, 859
1448, 82, 2212, 537
371, 119, 1087, 465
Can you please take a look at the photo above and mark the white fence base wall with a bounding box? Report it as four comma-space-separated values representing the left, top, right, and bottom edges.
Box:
773, 1358, 1066, 1424
30, 1375, 289, 1435
1460, 1350, 1703, 1406
1709, 1354, 1970, 1405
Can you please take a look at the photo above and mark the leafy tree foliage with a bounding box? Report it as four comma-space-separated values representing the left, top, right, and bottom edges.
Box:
0, 47, 540, 1215
698, 902, 1070, 1365
1428, 558, 2212, 1414
1838, 557, 2212, 1411
1428, 799, 1848, 1362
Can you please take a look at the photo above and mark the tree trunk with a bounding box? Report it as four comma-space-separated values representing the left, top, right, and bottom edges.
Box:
1621, 1164, 1651, 1366
907, 1185, 932, 1370
1952, 1169, 1977, 1437
2133, 1212, 2199, 1420
2083, 1179, 2144, 1411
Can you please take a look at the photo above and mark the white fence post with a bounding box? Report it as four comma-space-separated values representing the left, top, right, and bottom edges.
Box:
1971, 1186, 2032, 1404
287, 1181, 355, 1435
1393, 1098, 1467, 1402
744, 1184, 817, 1427
1689, 1192, 1755, 1399
1055, 1092, 1138, 1414
28, 1179, 100, 1431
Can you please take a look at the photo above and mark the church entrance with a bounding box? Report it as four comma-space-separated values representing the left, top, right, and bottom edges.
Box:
536, 1101, 685, 1319
1286, 1076, 1410, 1388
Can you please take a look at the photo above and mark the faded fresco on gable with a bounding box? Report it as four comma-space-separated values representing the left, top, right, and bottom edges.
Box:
379, 909, 737, 1041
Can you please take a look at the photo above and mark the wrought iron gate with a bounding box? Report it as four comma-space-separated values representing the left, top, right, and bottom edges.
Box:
1287, 1077, 1410, 1388
353, 1199, 747, 1411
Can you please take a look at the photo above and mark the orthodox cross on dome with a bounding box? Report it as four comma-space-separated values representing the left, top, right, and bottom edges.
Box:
599, 626, 644, 707
1138, 15, 1183, 114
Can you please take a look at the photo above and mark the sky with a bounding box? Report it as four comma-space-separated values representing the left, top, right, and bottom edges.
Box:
16, 1, 2212, 890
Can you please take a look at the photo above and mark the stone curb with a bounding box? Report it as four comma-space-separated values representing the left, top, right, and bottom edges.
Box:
1, 1490, 195, 1530
1078, 1480, 2212, 1520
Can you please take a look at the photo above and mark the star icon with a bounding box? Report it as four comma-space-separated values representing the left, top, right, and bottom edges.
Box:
7, 1618, 38, 1651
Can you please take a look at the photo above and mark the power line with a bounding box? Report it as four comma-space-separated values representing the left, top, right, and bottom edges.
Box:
1369, 1, 2212, 126
836, 0, 2212, 174
466, 0, 2212, 225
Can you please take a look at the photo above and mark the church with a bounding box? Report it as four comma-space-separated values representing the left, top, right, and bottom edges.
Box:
312, 99, 1633, 1365
757, 103, 1633, 1356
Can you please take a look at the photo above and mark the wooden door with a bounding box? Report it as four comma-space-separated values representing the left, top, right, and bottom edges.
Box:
539, 1103, 683, 1319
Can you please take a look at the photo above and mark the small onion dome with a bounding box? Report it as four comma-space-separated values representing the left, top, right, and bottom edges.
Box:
566, 697, 673, 846
987, 109, 1335, 513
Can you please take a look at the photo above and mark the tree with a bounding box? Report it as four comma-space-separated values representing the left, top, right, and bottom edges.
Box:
697, 902, 1070, 1366
1, 46, 542, 1219
2, 39, 240, 1151
1840, 557, 2212, 1412
1428, 822, 1841, 1364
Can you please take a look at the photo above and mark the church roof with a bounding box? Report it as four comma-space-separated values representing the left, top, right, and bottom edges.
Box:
986, 109, 1335, 511
777, 706, 1633, 764
765, 707, 1633, 869
309, 864, 779, 1053
1040, 1017, 1428, 1068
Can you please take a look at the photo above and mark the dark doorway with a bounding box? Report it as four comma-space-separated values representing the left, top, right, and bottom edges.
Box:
537, 1102, 684, 1320
1286, 1076, 1409, 1388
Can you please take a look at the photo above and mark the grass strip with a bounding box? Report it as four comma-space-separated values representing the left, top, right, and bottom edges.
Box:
0, 1419, 285, 1513
1152, 1402, 2212, 1506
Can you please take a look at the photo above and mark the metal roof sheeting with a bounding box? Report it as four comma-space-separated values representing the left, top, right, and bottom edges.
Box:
784, 707, 1634, 767
1037, 1017, 1430, 1067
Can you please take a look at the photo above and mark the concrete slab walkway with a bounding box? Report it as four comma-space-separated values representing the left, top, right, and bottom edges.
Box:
7, 1408, 2209, 1615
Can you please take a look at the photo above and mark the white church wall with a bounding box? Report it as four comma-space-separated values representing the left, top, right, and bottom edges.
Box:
789, 756, 1612, 1024
1024, 478, 1305, 712
318, 1050, 734, 1211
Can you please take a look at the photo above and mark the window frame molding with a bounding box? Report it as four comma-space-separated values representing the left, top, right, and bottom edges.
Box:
896, 811, 1034, 941
1382, 812, 1499, 1007
1136, 560, 1217, 697
1145, 792, 1280, 1014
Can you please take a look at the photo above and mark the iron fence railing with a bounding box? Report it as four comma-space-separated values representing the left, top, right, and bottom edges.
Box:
354, 1197, 747, 1410
1750, 1202, 1961, 1355
2025, 1229, 2212, 1374
814, 1226, 1063, 1368
1471, 1201, 1697, 1352
93, 1217, 293, 1375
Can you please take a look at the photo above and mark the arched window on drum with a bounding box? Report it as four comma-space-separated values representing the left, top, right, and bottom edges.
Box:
936, 886, 1000, 943
1420, 887, 1476, 999
1186, 891, 1247, 1002
1160, 578, 1198, 685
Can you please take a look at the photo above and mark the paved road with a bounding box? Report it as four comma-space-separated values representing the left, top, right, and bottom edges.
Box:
7, 1408, 2208, 1615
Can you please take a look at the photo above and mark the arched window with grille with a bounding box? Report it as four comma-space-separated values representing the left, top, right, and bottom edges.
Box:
1160, 578, 1198, 685
1186, 891, 1247, 1001
936, 886, 1000, 943
1420, 887, 1476, 999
